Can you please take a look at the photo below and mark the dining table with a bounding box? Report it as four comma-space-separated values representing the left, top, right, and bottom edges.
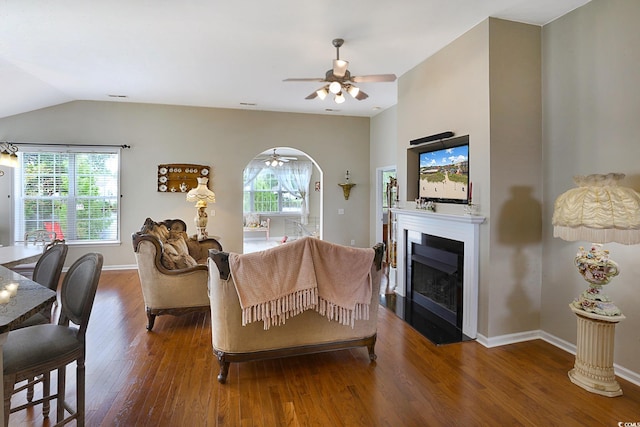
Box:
0, 245, 44, 268
0, 265, 57, 423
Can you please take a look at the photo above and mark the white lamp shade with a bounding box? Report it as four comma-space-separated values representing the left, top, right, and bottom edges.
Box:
316, 87, 328, 100
0, 142, 19, 168
552, 173, 640, 244
186, 177, 216, 205
329, 81, 341, 94
347, 85, 360, 98
332, 59, 349, 77
0, 152, 11, 167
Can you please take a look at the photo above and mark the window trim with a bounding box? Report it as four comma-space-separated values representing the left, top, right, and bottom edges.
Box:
12, 144, 122, 245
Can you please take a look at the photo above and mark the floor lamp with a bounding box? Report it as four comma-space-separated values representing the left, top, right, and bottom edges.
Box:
552, 173, 640, 397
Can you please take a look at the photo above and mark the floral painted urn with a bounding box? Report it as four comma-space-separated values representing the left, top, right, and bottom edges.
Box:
572, 244, 621, 316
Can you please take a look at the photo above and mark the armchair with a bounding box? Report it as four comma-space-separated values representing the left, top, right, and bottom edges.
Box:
132, 218, 222, 331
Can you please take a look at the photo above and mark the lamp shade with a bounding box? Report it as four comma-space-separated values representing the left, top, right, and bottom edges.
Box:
0, 142, 19, 168
552, 173, 640, 244
186, 177, 216, 205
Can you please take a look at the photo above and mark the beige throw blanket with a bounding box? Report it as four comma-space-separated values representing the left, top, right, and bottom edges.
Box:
229, 237, 375, 329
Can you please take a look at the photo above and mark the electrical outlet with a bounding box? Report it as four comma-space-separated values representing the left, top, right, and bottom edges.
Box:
210, 209, 215, 216
350, 239, 355, 245
338, 209, 344, 215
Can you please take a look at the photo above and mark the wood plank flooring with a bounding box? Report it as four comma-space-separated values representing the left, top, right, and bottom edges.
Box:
9, 269, 640, 426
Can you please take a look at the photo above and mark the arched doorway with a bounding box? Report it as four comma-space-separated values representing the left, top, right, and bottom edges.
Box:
242, 147, 323, 253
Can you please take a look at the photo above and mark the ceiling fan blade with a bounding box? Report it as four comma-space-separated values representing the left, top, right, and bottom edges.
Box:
352, 74, 397, 83
333, 59, 349, 78
355, 90, 369, 100
283, 77, 325, 82
305, 91, 318, 100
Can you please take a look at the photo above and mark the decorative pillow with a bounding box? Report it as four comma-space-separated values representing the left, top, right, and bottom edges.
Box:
245, 213, 260, 227
141, 219, 197, 269
144, 221, 170, 243
162, 232, 197, 269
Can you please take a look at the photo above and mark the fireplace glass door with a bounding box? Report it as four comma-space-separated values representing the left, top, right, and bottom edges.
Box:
408, 234, 464, 330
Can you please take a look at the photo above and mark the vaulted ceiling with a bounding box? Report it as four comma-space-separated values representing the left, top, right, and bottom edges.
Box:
0, 0, 590, 119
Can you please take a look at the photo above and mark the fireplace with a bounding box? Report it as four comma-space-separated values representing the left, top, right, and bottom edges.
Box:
390, 209, 484, 340
407, 234, 464, 331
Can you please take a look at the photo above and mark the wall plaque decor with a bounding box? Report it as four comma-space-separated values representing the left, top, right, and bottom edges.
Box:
157, 163, 210, 193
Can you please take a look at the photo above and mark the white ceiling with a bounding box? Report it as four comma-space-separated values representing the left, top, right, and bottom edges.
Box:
0, 0, 590, 120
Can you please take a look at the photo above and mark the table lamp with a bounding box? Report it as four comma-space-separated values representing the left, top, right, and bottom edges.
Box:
186, 177, 216, 240
552, 173, 640, 396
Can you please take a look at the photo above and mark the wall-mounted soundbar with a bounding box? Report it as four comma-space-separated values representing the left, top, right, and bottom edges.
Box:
409, 131, 455, 146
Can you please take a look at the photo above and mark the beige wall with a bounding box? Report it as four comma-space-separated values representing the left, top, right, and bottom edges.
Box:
374, 19, 543, 339
0, 101, 371, 266
542, 0, 640, 374
369, 105, 397, 245
487, 19, 543, 337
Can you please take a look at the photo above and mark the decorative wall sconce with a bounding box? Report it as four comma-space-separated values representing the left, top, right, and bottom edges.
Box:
338, 170, 355, 200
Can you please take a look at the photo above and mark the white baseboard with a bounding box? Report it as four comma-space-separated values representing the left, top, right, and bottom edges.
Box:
476, 329, 640, 387
102, 264, 138, 271
476, 330, 541, 348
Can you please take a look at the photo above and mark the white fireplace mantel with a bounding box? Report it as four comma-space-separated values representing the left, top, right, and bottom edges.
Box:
391, 208, 485, 338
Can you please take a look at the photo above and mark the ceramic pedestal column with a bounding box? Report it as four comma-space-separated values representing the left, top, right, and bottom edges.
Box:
569, 305, 625, 397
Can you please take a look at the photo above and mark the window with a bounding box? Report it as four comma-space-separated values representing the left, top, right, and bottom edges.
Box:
13, 146, 120, 244
243, 168, 302, 213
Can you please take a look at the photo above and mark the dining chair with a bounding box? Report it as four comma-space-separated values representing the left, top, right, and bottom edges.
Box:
12, 240, 69, 405
11, 231, 60, 280
23, 229, 57, 246
13, 240, 67, 322
2, 252, 103, 427
32, 240, 68, 293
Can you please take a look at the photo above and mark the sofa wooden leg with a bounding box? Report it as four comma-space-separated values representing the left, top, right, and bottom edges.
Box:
367, 335, 377, 361
146, 310, 156, 331
215, 352, 230, 384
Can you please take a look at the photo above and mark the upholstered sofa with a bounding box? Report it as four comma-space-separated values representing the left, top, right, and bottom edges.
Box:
132, 218, 222, 331
208, 238, 384, 383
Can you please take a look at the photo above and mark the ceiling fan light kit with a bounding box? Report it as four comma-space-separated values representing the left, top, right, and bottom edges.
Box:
284, 38, 396, 105
261, 149, 297, 167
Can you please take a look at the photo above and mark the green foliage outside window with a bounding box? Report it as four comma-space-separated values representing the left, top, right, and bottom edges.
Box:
19, 151, 119, 242
244, 169, 302, 213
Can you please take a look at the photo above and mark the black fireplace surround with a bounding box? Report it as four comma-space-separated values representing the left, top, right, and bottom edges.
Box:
405, 233, 471, 345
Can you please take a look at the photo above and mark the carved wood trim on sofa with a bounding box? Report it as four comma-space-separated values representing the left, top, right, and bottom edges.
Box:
214, 335, 377, 383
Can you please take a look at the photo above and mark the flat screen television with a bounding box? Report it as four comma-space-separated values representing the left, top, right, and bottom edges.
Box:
417, 140, 469, 204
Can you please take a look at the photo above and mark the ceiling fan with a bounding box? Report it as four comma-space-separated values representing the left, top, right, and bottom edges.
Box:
283, 38, 397, 104
260, 149, 298, 167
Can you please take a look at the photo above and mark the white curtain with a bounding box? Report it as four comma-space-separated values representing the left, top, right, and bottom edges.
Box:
243, 160, 265, 187
274, 161, 313, 224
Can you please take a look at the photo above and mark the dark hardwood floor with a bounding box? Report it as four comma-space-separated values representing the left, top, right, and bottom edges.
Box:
9, 269, 640, 426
